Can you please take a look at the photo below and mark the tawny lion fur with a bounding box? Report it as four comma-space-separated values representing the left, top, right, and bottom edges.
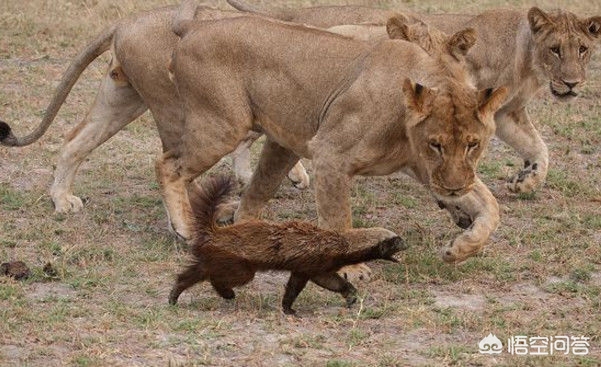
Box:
0, 5, 310, 217
165, 6, 508, 265
168, 176, 406, 315
226, 0, 601, 194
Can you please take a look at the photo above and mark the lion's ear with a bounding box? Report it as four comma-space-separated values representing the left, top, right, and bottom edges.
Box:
386, 15, 411, 40
528, 7, 554, 35
447, 28, 476, 59
477, 87, 508, 118
584, 16, 601, 39
403, 79, 437, 118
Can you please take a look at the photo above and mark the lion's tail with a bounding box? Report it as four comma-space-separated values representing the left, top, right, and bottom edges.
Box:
189, 176, 235, 240
172, 0, 197, 38
0, 24, 117, 147
225, 0, 290, 20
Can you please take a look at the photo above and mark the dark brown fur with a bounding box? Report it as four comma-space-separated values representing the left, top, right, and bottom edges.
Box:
0, 121, 10, 142
1, 261, 31, 280
169, 176, 406, 314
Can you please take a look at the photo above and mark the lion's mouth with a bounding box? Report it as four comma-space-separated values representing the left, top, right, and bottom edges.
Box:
550, 83, 578, 99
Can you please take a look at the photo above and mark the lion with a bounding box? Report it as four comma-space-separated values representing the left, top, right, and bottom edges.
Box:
165, 2, 507, 265
0, 5, 310, 217
168, 175, 406, 315
226, 0, 601, 194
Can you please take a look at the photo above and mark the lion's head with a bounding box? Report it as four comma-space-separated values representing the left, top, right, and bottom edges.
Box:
387, 14, 477, 64
528, 7, 601, 100
402, 80, 507, 198
385, 17, 507, 198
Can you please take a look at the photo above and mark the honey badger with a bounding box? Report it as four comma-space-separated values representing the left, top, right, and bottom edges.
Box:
169, 176, 406, 314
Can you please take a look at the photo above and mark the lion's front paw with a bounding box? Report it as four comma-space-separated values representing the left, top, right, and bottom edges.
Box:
338, 263, 372, 282
437, 201, 473, 229
441, 239, 482, 264
53, 194, 84, 213
287, 162, 310, 189
507, 161, 541, 193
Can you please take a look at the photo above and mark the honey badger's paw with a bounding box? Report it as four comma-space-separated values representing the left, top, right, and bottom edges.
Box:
52, 193, 84, 213
338, 263, 372, 282
507, 161, 541, 193
287, 161, 310, 189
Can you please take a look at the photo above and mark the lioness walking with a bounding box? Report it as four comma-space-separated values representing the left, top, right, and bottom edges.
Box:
227, 0, 601, 194
164, 2, 507, 264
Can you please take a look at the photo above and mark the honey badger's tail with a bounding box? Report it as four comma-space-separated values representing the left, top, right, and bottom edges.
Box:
188, 176, 235, 240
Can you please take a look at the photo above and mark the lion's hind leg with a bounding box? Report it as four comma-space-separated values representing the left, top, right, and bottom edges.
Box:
230, 131, 262, 186
235, 138, 303, 222
158, 102, 254, 239
287, 160, 310, 189
50, 65, 146, 213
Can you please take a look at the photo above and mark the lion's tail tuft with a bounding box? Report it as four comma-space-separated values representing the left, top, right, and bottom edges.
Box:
0, 24, 115, 147
0, 121, 13, 145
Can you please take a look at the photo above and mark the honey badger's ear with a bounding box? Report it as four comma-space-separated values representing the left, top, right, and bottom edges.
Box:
447, 28, 476, 59
528, 7, 554, 35
403, 79, 437, 121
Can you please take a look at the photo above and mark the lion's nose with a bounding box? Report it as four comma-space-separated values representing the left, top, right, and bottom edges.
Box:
562, 80, 579, 89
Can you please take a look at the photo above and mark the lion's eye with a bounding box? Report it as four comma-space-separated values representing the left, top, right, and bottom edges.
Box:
429, 142, 443, 154
579, 45, 588, 55
550, 46, 561, 57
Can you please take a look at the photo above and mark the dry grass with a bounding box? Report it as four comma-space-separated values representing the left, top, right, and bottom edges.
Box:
1, 0, 600, 366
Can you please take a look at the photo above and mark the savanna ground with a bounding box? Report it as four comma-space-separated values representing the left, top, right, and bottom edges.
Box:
0, 0, 600, 365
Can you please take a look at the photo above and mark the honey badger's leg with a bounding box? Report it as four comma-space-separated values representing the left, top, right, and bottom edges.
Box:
310, 273, 358, 308
282, 273, 309, 315
437, 177, 500, 263
208, 265, 256, 300
169, 262, 208, 305
235, 138, 301, 221
51, 65, 147, 213
210, 280, 236, 300
496, 107, 548, 193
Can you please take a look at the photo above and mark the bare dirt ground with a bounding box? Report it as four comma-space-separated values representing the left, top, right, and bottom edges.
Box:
0, 0, 600, 366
